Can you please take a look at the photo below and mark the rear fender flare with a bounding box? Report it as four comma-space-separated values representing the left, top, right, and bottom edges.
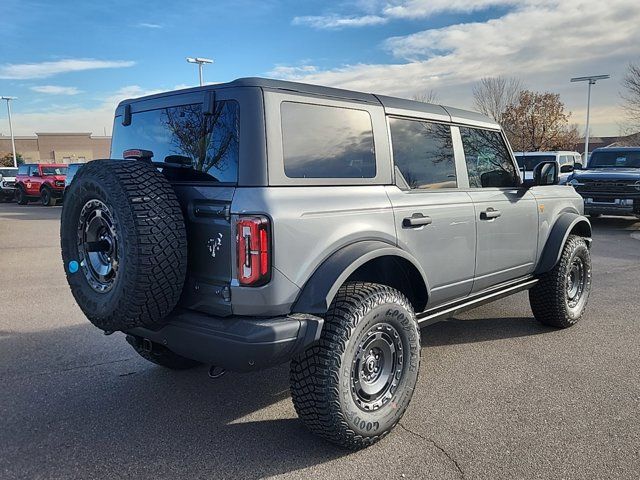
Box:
291, 240, 430, 315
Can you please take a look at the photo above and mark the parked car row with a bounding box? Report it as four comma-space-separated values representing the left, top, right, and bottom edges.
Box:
0, 163, 86, 206
515, 147, 640, 219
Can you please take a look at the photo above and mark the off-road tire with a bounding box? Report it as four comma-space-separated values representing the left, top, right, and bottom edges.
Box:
529, 235, 591, 328
61, 160, 188, 332
126, 335, 201, 370
41, 186, 54, 206
290, 282, 421, 449
15, 186, 28, 205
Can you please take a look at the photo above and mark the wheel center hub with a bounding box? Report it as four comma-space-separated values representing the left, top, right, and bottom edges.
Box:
77, 199, 119, 293
350, 323, 404, 411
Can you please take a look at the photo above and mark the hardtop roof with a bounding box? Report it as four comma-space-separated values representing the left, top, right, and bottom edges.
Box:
117, 77, 499, 128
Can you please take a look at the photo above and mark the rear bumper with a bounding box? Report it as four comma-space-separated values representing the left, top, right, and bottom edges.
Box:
127, 309, 323, 372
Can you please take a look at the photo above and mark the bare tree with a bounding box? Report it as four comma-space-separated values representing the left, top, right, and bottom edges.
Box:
412, 89, 439, 104
472, 76, 523, 123
621, 62, 640, 132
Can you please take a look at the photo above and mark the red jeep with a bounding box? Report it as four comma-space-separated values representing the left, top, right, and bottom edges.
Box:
15, 163, 67, 206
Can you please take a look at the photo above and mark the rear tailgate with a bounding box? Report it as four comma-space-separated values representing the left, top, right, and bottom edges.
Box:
172, 184, 235, 317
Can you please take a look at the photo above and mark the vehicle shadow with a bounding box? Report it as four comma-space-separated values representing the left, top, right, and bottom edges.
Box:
421, 315, 555, 348
0, 311, 558, 479
0, 324, 348, 479
589, 215, 639, 232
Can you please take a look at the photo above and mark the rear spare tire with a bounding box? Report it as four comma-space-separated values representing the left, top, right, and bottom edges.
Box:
60, 160, 187, 332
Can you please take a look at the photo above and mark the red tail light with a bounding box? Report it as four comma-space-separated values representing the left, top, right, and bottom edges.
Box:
236, 216, 271, 286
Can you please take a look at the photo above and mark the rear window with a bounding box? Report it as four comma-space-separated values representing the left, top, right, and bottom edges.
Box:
111, 100, 239, 183
18, 165, 29, 175
281, 102, 376, 178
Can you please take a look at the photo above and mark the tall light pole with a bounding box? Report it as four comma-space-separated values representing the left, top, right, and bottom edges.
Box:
1, 97, 18, 168
186, 57, 213, 86
570, 75, 610, 163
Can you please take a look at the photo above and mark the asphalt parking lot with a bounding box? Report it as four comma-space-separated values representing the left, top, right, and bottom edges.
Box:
1, 203, 639, 480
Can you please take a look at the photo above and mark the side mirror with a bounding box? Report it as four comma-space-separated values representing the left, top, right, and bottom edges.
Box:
532, 161, 558, 186
560, 164, 574, 173
574, 162, 583, 170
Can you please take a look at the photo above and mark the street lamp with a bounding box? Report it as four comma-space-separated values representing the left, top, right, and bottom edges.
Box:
570, 74, 610, 162
1, 96, 17, 168
186, 57, 213, 86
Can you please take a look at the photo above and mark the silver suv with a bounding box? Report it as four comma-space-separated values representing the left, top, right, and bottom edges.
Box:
60, 78, 592, 449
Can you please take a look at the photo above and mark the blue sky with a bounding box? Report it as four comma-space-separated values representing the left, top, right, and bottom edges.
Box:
0, 0, 638, 136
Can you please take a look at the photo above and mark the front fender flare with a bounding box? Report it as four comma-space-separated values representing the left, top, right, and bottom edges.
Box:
291, 240, 430, 315
535, 213, 592, 274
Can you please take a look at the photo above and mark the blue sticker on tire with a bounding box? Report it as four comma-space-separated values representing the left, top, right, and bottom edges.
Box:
68, 260, 79, 273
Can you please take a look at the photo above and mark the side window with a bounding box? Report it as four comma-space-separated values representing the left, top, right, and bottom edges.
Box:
18, 165, 28, 175
460, 127, 518, 188
111, 100, 240, 183
389, 117, 456, 189
29, 165, 40, 176
281, 102, 375, 178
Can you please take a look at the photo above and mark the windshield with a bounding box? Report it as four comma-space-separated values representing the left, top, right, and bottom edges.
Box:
41, 167, 68, 176
0, 168, 18, 177
515, 155, 555, 170
589, 151, 640, 168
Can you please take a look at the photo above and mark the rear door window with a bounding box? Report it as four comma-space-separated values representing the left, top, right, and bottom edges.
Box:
389, 117, 456, 189
460, 127, 518, 188
281, 102, 375, 178
18, 165, 28, 175
111, 100, 239, 183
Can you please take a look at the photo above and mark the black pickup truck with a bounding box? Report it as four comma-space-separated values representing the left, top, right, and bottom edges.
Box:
567, 147, 640, 218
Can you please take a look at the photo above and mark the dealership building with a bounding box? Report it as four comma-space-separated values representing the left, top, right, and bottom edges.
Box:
0, 133, 111, 164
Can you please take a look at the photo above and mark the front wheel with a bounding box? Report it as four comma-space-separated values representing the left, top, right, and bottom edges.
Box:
529, 235, 592, 328
290, 282, 421, 449
41, 187, 54, 206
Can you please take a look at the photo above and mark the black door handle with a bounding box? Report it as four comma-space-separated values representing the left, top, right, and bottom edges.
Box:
403, 214, 432, 228
480, 208, 502, 220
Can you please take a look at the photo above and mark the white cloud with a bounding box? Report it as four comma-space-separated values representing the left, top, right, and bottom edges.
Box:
10, 85, 163, 136
292, 0, 530, 29
30, 85, 82, 95
267, 64, 319, 79
292, 14, 387, 29
381, 0, 524, 18
0, 59, 135, 80
276, 0, 640, 135
136, 22, 163, 28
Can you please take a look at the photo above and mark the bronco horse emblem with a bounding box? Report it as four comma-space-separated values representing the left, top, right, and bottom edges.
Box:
207, 233, 223, 258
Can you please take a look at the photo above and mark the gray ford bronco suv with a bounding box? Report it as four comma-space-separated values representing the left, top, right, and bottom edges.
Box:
61, 78, 592, 449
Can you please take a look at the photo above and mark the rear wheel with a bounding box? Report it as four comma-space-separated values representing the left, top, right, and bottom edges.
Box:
529, 235, 591, 328
290, 282, 421, 449
15, 187, 28, 205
